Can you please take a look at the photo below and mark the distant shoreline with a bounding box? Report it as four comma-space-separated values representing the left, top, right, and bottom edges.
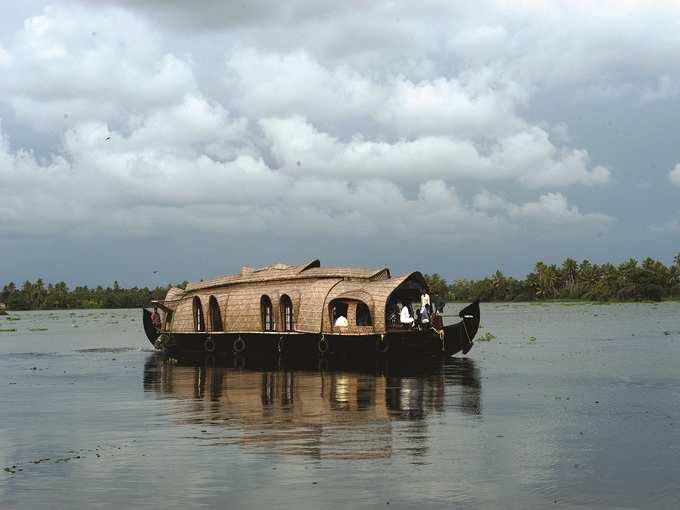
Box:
3, 254, 679, 311
2, 298, 679, 314
425, 254, 680, 304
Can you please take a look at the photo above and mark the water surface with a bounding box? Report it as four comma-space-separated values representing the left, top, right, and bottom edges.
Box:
1, 303, 679, 509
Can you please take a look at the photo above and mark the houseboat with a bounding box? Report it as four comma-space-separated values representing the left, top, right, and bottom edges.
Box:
142, 260, 480, 358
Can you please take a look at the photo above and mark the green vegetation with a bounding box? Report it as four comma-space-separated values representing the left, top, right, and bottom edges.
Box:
425, 253, 680, 303
0, 279, 188, 311
478, 332, 496, 342
3, 253, 679, 310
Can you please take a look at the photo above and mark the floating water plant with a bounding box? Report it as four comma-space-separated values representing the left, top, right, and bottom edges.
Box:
528, 336, 537, 342
29, 328, 48, 331
477, 332, 496, 342
0, 328, 17, 333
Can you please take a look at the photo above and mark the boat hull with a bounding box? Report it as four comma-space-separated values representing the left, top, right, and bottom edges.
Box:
143, 300, 480, 360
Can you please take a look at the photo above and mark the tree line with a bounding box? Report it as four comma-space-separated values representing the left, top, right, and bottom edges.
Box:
0, 280, 188, 311
424, 254, 680, 303
2, 253, 680, 310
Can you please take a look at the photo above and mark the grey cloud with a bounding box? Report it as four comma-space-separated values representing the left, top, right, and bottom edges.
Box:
76, 0, 366, 30
1, 1, 679, 286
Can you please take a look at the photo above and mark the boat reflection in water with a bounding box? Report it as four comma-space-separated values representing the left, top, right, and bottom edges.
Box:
143, 356, 481, 460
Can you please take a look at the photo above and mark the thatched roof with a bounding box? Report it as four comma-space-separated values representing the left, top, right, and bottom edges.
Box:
166, 260, 426, 335
185, 259, 390, 292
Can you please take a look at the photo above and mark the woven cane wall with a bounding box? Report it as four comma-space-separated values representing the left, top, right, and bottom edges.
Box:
164, 287, 186, 309
203, 278, 342, 333
290, 279, 342, 333
171, 295, 203, 332
167, 269, 426, 334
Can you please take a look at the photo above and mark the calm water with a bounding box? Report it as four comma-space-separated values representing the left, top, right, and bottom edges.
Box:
1, 303, 679, 509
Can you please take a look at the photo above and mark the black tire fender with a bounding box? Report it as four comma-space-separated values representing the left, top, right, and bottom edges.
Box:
204, 336, 215, 353
318, 334, 329, 354
233, 336, 246, 354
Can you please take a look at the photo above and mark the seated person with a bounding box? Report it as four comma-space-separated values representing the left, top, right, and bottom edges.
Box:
433, 295, 446, 314
150, 307, 161, 330
429, 304, 444, 330
420, 305, 430, 325
334, 315, 349, 327
400, 303, 415, 327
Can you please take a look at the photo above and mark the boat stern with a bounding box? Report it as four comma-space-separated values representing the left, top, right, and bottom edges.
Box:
142, 308, 160, 348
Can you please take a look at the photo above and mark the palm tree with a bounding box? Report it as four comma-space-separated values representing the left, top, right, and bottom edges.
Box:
562, 258, 578, 290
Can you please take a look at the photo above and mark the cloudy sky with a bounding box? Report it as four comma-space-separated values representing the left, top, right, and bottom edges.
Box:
1, 0, 679, 287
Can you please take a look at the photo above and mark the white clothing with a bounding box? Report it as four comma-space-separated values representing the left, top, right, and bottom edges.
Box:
334, 315, 349, 327
420, 305, 430, 324
400, 306, 414, 325
421, 293, 430, 308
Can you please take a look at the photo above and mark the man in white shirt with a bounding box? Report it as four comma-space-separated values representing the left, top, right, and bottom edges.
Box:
400, 304, 415, 327
421, 291, 430, 309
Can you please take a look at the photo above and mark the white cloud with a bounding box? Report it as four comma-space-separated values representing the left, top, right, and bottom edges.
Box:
670, 163, 680, 186
376, 74, 526, 139
261, 115, 609, 188
509, 192, 613, 227
495, 128, 610, 188
472, 190, 613, 229
0, 6, 197, 130
0, 44, 11, 65
1, 109, 611, 242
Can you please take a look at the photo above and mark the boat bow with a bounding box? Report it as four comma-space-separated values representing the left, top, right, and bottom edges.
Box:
442, 299, 480, 355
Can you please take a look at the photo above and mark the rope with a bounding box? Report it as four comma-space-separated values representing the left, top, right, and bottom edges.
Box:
462, 319, 472, 345
376, 334, 389, 353
435, 328, 445, 352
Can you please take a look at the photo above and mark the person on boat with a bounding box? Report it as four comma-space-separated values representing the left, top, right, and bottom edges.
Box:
150, 307, 161, 331
433, 294, 445, 314
387, 306, 399, 327
420, 290, 430, 310
420, 304, 430, 326
429, 303, 444, 330
334, 315, 349, 327
400, 303, 415, 327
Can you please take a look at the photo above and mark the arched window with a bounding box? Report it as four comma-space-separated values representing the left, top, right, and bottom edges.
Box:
193, 296, 205, 332
330, 300, 349, 328
280, 294, 293, 331
260, 295, 274, 331
356, 302, 372, 326
208, 296, 222, 332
